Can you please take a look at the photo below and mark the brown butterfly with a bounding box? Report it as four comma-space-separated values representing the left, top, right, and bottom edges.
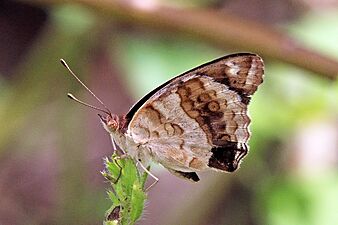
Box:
63, 53, 264, 184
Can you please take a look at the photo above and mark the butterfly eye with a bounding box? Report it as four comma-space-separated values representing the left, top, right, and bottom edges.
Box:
107, 119, 119, 132
98, 114, 118, 132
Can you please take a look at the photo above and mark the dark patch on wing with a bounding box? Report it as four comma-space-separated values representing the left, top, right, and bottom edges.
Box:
208, 142, 248, 172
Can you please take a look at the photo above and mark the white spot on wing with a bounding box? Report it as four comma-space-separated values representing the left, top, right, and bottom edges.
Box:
225, 61, 240, 76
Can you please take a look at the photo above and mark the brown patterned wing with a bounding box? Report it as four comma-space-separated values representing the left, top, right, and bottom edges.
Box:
125, 53, 264, 174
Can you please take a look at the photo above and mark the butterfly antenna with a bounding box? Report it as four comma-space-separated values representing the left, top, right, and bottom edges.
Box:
67, 93, 111, 115
60, 59, 111, 116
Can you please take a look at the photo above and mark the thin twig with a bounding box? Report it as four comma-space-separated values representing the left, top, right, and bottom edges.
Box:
24, 0, 338, 80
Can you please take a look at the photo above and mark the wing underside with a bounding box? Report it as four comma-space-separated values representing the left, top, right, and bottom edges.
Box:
125, 53, 264, 174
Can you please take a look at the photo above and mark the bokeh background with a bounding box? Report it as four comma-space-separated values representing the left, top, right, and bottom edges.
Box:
0, 0, 338, 224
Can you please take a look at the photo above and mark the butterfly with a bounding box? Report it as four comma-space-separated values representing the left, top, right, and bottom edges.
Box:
62, 53, 264, 183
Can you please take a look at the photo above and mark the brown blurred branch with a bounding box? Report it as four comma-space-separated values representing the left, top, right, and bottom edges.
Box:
26, 0, 338, 80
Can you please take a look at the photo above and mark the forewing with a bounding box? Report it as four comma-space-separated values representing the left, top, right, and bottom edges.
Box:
125, 53, 264, 173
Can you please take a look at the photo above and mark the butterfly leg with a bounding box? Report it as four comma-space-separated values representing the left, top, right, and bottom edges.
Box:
109, 155, 123, 184
108, 154, 130, 184
110, 134, 126, 154
137, 160, 159, 191
167, 169, 200, 182
102, 155, 123, 184
110, 134, 126, 156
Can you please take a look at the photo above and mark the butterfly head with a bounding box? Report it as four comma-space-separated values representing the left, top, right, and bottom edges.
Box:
98, 113, 120, 133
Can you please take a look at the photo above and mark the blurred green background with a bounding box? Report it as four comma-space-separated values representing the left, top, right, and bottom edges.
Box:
0, 0, 337, 225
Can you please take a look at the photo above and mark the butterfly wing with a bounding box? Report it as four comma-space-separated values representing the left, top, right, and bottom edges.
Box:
124, 53, 264, 174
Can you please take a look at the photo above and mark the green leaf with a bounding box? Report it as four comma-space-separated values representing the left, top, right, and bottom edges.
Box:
107, 190, 119, 206
130, 181, 147, 223
103, 153, 149, 225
